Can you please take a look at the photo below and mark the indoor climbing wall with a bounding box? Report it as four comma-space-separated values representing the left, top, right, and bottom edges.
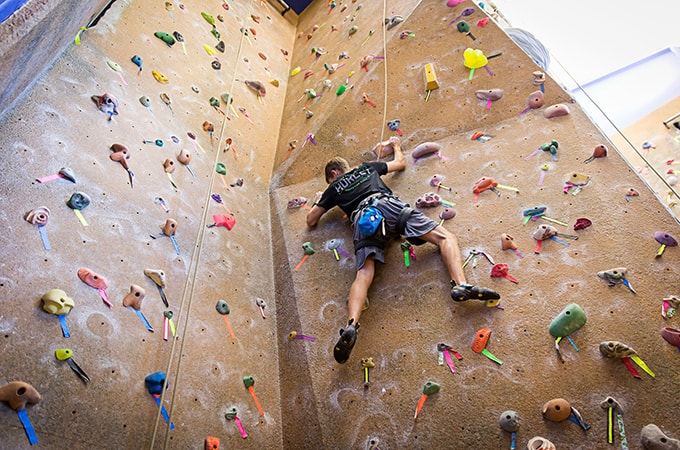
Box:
2, 0, 680, 449
0, 0, 294, 448
271, 0, 680, 449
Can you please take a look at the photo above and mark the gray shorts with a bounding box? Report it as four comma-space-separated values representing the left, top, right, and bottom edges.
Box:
353, 196, 437, 269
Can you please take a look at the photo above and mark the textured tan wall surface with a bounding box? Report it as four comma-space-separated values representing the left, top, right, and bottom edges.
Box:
0, 0, 294, 448
2, 0, 680, 449
272, 1, 680, 449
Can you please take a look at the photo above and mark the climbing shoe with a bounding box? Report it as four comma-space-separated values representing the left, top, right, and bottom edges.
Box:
333, 319, 359, 364
450, 281, 500, 307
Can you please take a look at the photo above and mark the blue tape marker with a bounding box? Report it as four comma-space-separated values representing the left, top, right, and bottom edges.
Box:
169, 236, 180, 256
549, 236, 570, 246
566, 335, 579, 351
135, 309, 154, 332
58, 315, 70, 338
17, 409, 38, 445
38, 226, 51, 250
153, 395, 175, 430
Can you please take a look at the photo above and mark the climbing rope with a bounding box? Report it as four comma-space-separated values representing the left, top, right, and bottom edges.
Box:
149, 1, 254, 448
378, 0, 388, 146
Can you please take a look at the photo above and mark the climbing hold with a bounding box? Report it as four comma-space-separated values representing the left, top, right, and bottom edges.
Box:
533, 71, 546, 85
245, 80, 266, 97
163, 159, 175, 174
544, 104, 570, 118
77, 268, 108, 290
145, 372, 167, 395
212, 60, 221, 70
91, 93, 119, 119
526, 90, 544, 109
412, 142, 441, 159
660, 327, 680, 347
463, 48, 488, 69
24, 206, 50, 227
573, 218, 592, 231
541, 398, 571, 422
288, 197, 308, 209
131, 55, 143, 72
201, 12, 215, 26
154, 32, 176, 46
67, 192, 91, 210
599, 341, 638, 359
415, 192, 441, 208
0, 381, 41, 411
499, 410, 520, 432
527, 437, 556, 450
549, 303, 586, 338
640, 424, 680, 450
152, 70, 169, 83
216, 163, 227, 175
584, 144, 607, 163
41, 289, 74, 315
123, 285, 146, 310
162, 218, 177, 237
215, 41, 225, 52
475, 88, 503, 101
216, 299, 230, 315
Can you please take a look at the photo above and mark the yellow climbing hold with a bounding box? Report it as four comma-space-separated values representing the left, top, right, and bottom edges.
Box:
152, 70, 169, 83
291, 66, 301, 76
204, 44, 218, 56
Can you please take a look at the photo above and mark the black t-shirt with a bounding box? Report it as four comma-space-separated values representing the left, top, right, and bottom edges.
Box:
317, 162, 392, 216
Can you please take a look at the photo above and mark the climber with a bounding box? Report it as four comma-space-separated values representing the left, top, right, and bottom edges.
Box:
306, 136, 501, 364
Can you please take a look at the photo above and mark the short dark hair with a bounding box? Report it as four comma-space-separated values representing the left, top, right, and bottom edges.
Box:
324, 157, 350, 183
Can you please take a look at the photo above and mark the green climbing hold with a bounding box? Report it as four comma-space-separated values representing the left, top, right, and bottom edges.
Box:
336, 85, 347, 96
211, 28, 220, 39
243, 376, 255, 388
423, 381, 440, 395
209, 97, 220, 107
216, 162, 227, 175
540, 140, 559, 155
201, 12, 215, 26
549, 303, 586, 338
456, 21, 470, 33
154, 32, 176, 46
302, 242, 315, 255
221, 93, 233, 104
